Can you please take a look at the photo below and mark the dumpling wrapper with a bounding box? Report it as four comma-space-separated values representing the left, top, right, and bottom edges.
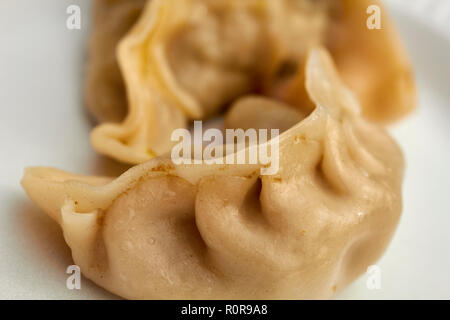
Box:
225, 95, 306, 133
88, 0, 415, 165
270, 0, 416, 123
85, 0, 147, 123
330, 0, 416, 122
23, 48, 404, 299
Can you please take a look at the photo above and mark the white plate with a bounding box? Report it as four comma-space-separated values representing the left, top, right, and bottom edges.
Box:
0, 0, 449, 299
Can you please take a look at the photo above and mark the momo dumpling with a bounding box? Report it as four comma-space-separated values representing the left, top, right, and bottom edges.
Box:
23, 49, 404, 299
89, 0, 415, 165
85, 0, 147, 123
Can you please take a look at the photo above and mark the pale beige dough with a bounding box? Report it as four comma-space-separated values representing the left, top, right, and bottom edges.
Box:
87, 0, 415, 164
85, 0, 147, 123
23, 49, 404, 299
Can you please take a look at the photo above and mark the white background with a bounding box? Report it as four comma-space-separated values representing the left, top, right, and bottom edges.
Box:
0, 0, 449, 299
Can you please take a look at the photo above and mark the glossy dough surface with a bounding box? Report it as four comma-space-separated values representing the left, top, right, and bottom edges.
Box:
23, 49, 404, 299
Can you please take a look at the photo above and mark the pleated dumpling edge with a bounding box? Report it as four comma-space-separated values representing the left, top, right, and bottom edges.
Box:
22, 48, 404, 299
88, 0, 415, 165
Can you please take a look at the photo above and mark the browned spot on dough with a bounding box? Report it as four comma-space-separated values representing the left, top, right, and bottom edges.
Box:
150, 163, 174, 173
272, 176, 282, 183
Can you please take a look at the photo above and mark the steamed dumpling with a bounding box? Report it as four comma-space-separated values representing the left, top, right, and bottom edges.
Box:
22, 49, 404, 299
88, 0, 415, 164
85, 0, 147, 123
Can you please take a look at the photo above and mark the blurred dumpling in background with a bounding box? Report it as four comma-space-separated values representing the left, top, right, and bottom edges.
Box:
87, 0, 415, 164
85, 0, 147, 123
328, 0, 416, 122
